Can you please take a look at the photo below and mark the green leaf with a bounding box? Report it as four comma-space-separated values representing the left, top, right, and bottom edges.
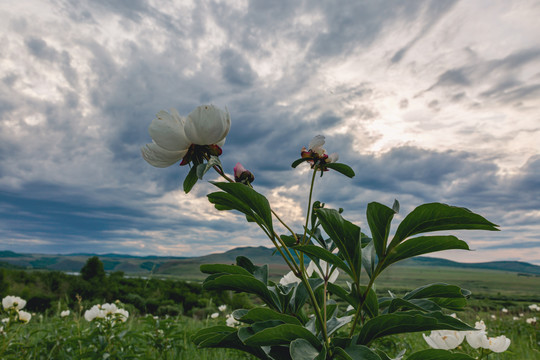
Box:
403, 283, 470, 300
183, 165, 199, 193
366, 202, 397, 258
383, 236, 469, 269
192, 326, 271, 359
292, 158, 309, 168
407, 349, 475, 360
243, 324, 322, 349
203, 274, 281, 311
237, 308, 302, 326
294, 245, 354, 278
236, 256, 268, 284
362, 240, 377, 279
327, 315, 353, 336
316, 208, 362, 281
333, 345, 382, 360
292, 278, 325, 313
388, 203, 499, 251
212, 182, 274, 234
384, 298, 441, 313
200, 263, 253, 276
324, 163, 355, 178
356, 311, 475, 345
196, 156, 222, 180
290, 339, 326, 360
281, 235, 298, 247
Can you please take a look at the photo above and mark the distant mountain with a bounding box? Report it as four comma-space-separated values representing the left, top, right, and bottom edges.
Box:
0, 247, 539, 276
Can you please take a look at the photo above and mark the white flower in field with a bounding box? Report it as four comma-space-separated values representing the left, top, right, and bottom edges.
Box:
115, 308, 129, 322
1, 318, 9, 324
2, 296, 26, 310
465, 321, 488, 349
18, 310, 31, 323
84, 305, 104, 321
225, 314, 239, 327
300, 135, 339, 170
513, 316, 519, 320
210, 312, 219, 319
481, 335, 511, 353
490, 314, 496, 320
218, 305, 227, 312
279, 270, 302, 286
101, 303, 119, 316
60, 310, 70, 317
529, 304, 540, 311
423, 330, 464, 350
141, 105, 230, 168
501, 308, 508, 313
526, 317, 537, 324
309, 260, 340, 283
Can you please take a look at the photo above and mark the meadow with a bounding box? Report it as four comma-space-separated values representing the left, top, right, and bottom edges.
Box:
1, 264, 539, 359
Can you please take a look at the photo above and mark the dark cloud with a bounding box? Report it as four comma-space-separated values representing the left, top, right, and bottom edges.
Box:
220, 49, 256, 86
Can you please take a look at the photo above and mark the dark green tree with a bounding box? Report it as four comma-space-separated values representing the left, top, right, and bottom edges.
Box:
80, 256, 106, 282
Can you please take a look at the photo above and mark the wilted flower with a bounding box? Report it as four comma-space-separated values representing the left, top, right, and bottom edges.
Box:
481, 335, 511, 353
210, 312, 219, 319
423, 330, 465, 350
234, 163, 254, 184
18, 310, 31, 323
300, 135, 339, 171
142, 105, 230, 168
218, 305, 227, 312
60, 310, 70, 317
2, 296, 26, 310
465, 321, 488, 349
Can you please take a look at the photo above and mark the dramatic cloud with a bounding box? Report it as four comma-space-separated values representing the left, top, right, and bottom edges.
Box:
0, 0, 539, 264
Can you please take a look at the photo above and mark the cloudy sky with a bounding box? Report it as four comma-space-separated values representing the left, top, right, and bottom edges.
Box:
1, 0, 539, 265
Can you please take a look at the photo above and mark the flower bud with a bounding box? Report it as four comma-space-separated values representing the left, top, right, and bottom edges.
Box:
234, 162, 255, 184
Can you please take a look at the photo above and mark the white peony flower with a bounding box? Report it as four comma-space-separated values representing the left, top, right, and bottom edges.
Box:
310, 260, 340, 283
466, 323, 488, 349
481, 335, 511, 353
84, 305, 104, 321
501, 308, 508, 313
142, 105, 230, 168
115, 308, 129, 322
101, 303, 119, 316
226, 314, 240, 327
60, 310, 70, 317
218, 305, 227, 312
526, 317, 537, 324
210, 312, 219, 319
18, 310, 31, 323
2, 296, 26, 310
279, 270, 302, 286
529, 304, 539, 311
423, 330, 465, 350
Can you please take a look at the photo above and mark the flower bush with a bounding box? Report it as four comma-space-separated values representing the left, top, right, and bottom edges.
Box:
143, 105, 507, 359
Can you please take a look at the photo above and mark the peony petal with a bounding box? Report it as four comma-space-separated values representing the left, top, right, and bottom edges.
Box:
327, 152, 339, 163
141, 141, 188, 168
149, 110, 191, 151
308, 135, 325, 151
184, 105, 231, 145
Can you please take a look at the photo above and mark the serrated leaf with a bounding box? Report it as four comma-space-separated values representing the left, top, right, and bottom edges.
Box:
324, 163, 355, 178
388, 203, 499, 251
183, 165, 198, 193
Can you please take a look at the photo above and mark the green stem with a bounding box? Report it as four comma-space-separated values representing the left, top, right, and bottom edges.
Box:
349, 261, 382, 336
301, 168, 319, 245
299, 269, 330, 351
